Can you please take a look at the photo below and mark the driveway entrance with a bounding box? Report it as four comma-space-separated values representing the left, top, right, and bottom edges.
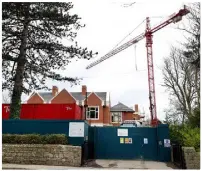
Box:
88, 124, 171, 162
84, 159, 178, 169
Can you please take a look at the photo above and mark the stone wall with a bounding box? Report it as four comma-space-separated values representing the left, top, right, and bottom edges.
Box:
182, 147, 200, 169
2, 144, 81, 167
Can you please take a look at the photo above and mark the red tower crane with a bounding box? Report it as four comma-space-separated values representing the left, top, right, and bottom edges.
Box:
86, 6, 189, 126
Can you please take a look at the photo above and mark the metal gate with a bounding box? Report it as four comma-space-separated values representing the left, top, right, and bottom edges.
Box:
172, 142, 186, 169
88, 124, 171, 162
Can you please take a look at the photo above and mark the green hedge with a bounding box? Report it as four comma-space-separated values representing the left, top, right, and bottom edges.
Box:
2, 134, 68, 145
169, 125, 200, 151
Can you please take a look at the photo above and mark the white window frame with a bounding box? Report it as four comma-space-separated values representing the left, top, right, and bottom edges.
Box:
111, 112, 122, 123
86, 106, 99, 120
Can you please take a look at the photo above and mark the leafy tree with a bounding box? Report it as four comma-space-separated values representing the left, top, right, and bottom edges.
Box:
2, 2, 97, 118
188, 106, 200, 128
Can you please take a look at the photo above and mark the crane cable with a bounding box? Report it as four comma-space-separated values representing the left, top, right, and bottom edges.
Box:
113, 16, 166, 51
108, 19, 146, 73
134, 44, 137, 71
133, 44, 146, 72
111, 18, 146, 51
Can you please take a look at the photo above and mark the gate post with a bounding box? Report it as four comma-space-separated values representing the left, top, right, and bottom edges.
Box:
93, 126, 97, 159
156, 125, 160, 161
157, 124, 171, 162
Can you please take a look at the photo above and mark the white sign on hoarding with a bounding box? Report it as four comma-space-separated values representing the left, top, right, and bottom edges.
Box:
144, 138, 148, 144
69, 122, 84, 137
117, 129, 128, 136
164, 139, 171, 147
128, 138, 132, 144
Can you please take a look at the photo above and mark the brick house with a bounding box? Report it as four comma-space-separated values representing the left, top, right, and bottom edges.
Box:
27, 85, 143, 126
110, 102, 133, 126
27, 85, 111, 126
110, 103, 145, 126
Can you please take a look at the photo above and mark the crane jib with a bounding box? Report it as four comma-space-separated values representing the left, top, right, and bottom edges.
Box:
86, 6, 189, 70
86, 33, 145, 69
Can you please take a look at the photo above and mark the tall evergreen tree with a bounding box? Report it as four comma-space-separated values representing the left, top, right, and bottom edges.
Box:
2, 2, 97, 118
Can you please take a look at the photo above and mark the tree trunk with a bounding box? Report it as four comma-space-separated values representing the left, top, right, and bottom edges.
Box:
182, 113, 185, 125
9, 17, 29, 119
195, 68, 200, 106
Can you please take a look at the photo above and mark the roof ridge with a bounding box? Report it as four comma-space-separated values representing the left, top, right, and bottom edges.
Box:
38, 92, 52, 94
38, 91, 107, 93
110, 102, 134, 112
31, 90, 107, 102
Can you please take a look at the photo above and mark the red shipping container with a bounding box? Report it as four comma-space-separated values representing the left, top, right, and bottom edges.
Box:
31, 104, 62, 120
75, 104, 82, 120
60, 104, 80, 120
2, 103, 82, 120
20, 104, 35, 119
2, 104, 10, 119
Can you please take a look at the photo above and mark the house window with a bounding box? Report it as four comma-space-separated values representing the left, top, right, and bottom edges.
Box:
86, 107, 99, 120
111, 112, 122, 123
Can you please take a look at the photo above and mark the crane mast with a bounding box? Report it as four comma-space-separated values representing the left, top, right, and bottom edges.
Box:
86, 6, 189, 126
145, 17, 157, 126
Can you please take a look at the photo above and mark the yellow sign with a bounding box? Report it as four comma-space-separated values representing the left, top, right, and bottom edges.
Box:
120, 138, 124, 144
125, 138, 129, 143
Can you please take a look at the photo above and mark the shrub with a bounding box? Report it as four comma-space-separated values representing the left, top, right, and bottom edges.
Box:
2, 134, 68, 145
169, 124, 200, 151
169, 124, 183, 144
44, 134, 67, 145
179, 127, 200, 151
2, 134, 17, 144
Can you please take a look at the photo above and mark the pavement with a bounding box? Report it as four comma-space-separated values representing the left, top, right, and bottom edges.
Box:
85, 160, 178, 169
2, 160, 178, 170
2, 164, 92, 170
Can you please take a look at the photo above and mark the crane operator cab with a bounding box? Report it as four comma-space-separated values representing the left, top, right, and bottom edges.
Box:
120, 120, 142, 127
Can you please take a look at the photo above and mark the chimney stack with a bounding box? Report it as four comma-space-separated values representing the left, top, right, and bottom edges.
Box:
135, 104, 139, 114
82, 85, 87, 96
52, 86, 58, 96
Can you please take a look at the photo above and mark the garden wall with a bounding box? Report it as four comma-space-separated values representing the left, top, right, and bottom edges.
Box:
2, 144, 81, 167
182, 147, 200, 169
